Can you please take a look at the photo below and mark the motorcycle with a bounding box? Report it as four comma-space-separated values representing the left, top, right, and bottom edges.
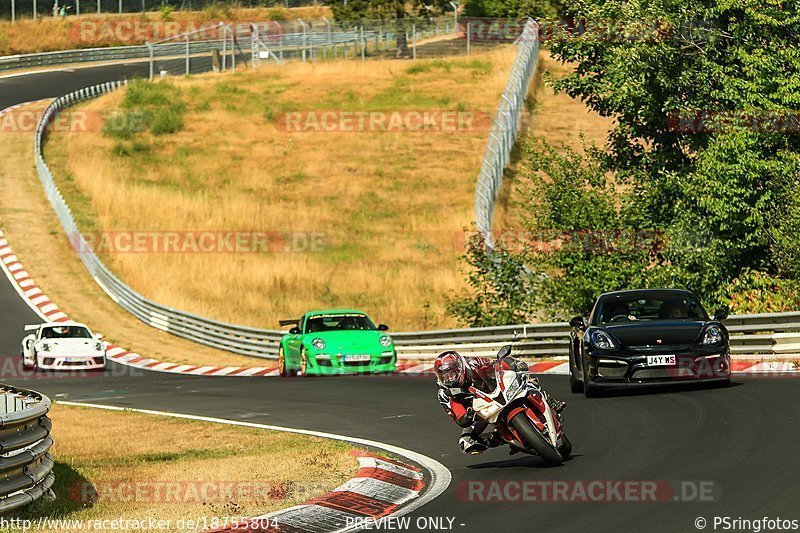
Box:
469, 345, 572, 465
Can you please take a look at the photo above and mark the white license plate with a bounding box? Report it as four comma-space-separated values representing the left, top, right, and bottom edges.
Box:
344, 354, 371, 363
645, 355, 676, 366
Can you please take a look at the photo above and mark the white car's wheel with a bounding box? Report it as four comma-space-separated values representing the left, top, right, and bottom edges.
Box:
21, 350, 31, 370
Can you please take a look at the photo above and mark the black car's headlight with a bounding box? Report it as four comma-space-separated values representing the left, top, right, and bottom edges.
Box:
701, 326, 723, 345
590, 330, 619, 350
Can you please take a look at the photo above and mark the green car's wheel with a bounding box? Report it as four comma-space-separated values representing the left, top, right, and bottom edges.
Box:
278, 346, 291, 377
299, 348, 309, 376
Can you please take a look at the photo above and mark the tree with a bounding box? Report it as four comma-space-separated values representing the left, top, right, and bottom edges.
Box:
451, 0, 800, 323
463, 0, 563, 20
534, 0, 800, 315
447, 232, 538, 327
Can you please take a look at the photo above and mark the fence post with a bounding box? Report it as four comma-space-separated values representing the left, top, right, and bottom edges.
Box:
147, 42, 154, 80
185, 36, 190, 75
467, 21, 471, 55
412, 24, 417, 60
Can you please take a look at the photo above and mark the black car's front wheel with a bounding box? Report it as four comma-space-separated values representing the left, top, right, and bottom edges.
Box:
569, 352, 583, 393
582, 363, 600, 398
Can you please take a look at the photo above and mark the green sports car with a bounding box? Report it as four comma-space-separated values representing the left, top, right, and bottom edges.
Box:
278, 310, 397, 376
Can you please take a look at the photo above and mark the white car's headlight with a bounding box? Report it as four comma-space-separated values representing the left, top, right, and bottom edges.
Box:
95, 342, 104, 351
590, 330, 618, 350
701, 326, 723, 345
379, 335, 393, 348
312, 338, 326, 350
40, 343, 51, 352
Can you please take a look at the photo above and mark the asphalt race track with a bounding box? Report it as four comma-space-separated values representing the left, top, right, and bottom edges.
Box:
2, 64, 800, 532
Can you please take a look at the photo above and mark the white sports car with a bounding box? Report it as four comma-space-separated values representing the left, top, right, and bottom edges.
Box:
21, 322, 107, 371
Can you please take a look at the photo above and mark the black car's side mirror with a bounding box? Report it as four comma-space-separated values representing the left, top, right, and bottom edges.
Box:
289, 327, 301, 335
713, 309, 729, 321
569, 315, 585, 329
378, 324, 389, 331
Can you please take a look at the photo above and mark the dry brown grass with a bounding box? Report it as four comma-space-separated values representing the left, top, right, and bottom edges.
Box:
493, 50, 615, 231
0, 101, 263, 367
46, 49, 517, 330
21, 404, 357, 531
0, 5, 330, 56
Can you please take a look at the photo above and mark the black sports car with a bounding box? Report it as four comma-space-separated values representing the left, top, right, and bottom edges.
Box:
568, 289, 731, 397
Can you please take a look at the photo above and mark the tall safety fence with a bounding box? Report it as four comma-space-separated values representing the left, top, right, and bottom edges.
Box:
0, 17, 459, 73
474, 17, 539, 249
1, 0, 319, 20
0, 385, 54, 515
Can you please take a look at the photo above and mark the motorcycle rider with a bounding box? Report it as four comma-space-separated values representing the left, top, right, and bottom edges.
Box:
435, 348, 566, 455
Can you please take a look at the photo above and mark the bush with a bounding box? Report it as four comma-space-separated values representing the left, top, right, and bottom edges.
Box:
447, 232, 538, 327
149, 108, 184, 135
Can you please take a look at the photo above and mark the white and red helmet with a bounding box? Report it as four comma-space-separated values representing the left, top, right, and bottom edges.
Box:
434, 351, 466, 387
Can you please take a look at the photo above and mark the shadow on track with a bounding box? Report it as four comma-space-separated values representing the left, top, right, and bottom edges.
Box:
584, 380, 741, 399
467, 454, 580, 469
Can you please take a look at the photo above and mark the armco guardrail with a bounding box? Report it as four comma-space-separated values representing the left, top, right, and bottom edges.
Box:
474, 17, 539, 248
392, 314, 800, 359
32, 79, 800, 362
0, 385, 55, 515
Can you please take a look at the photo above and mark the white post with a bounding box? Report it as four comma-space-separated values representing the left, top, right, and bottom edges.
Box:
76, 0, 80, 15
11, 0, 15, 22
185, 36, 190, 75
147, 43, 154, 80
118, 0, 122, 13
33, 0, 37, 18
97, 0, 100, 14
450, 2, 459, 31
412, 24, 417, 60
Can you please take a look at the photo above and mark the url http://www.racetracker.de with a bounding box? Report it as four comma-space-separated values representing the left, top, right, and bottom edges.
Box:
0, 516, 279, 531
695, 517, 800, 532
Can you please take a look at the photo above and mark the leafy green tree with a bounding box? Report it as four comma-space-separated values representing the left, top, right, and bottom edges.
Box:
463, 0, 562, 20
452, 0, 800, 323
447, 232, 537, 327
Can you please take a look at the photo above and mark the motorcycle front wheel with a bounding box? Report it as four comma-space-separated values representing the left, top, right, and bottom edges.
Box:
511, 413, 563, 465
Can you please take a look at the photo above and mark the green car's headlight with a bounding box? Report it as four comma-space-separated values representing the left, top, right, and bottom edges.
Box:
312, 338, 326, 350
379, 335, 392, 348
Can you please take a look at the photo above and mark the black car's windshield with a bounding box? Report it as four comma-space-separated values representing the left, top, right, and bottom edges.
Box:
593, 293, 708, 325
41, 326, 92, 339
305, 314, 377, 333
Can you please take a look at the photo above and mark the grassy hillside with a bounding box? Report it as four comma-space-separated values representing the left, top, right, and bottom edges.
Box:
45, 50, 516, 330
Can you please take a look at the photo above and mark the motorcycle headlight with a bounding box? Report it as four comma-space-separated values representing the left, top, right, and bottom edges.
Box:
701, 326, 723, 345
312, 338, 326, 350
379, 335, 392, 348
590, 330, 618, 350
